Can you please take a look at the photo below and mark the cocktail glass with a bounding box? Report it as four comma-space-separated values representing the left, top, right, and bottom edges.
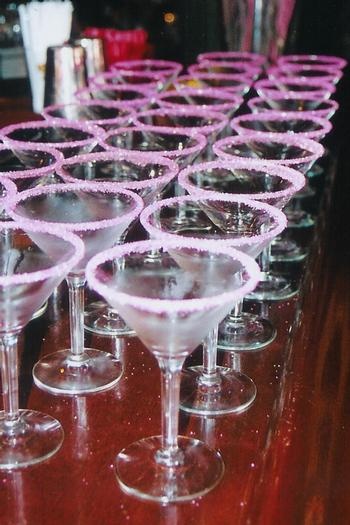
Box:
0, 143, 64, 191
74, 84, 154, 110
0, 120, 105, 159
276, 53, 347, 70
155, 87, 243, 118
0, 221, 84, 468
266, 64, 343, 85
254, 78, 336, 100
173, 72, 252, 97
140, 195, 286, 414
42, 100, 136, 131
110, 58, 183, 90
57, 150, 178, 337
178, 159, 305, 301
247, 94, 339, 120
197, 51, 266, 67
8, 182, 144, 394
213, 132, 324, 261
86, 237, 260, 501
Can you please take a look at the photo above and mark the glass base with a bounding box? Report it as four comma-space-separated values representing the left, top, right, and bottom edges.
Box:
84, 301, 135, 337
115, 435, 224, 503
217, 312, 276, 351
270, 237, 308, 262
33, 348, 123, 395
246, 272, 298, 302
180, 365, 257, 415
0, 410, 63, 469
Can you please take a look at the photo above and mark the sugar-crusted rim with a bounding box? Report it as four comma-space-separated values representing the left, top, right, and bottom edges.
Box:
86, 237, 261, 314
140, 194, 287, 247
247, 95, 339, 120
132, 106, 228, 137
277, 54, 347, 70
0, 221, 84, 287
178, 158, 305, 203
0, 120, 106, 150
56, 150, 178, 189
8, 181, 144, 232
197, 51, 266, 66
188, 62, 261, 79
230, 111, 332, 140
267, 65, 342, 85
0, 143, 64, 180
155, 87, 243, 114
110, 59, 183, 76
213, 132, 325, 167
254, 78, 336, 99
101, 125, 207, 160
74, 84, 154, 108
42, 100, 136, 128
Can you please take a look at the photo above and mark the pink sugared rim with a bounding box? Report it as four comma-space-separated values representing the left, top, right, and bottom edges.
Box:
0, 120, 106, 151
56, 150, 178, 190
247, 95, 339, 119
267, 65, 342, 85
178, 158, 305, 203
277, 54, 347, 70
254, 78, 336, 99
213, 132, 324, 167
230, 111, 332, 141
0, 143, 63, 180
101, 125, 207, 161
140, 194, 287, 248
110, 59, 183, 77
86, 237, 260, 314
133, 106, 228, 137
8, 182, 144, 233
175, 72, 253, 94
155, 87, 243, 115
188, 61, 261, 79
197, 51, 266, 67
74, 84, 154, 108
42, 100, 136, 128
0, 221, 84, 287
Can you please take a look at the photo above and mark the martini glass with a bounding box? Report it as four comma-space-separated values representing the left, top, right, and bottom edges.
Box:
0, 221, 84, 468
247, 94, 339, 120
197, 51, 266, 67
173, 72, 252, 97
188, 61, 261, 81
155, 87, 243, 118
57, 150, 178, 337
86, 237, 260, 502
266, 64, 343, 85
42, 100, 136, 131
110, 58, 183, 90
8, 182, 144, 394
140, 195, 286, 414
254, 77, 336, 100
0, 120, 105, 159
0, 143, 64, 191
276, 53, 347, 70
213, 132, 324, 261
89, 69, 165, 92
231, 111, 332, 140
178, 159, 305, 301
74, 84, 153, 110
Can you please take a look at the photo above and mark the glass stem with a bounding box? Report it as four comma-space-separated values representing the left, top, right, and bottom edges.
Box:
230, 352, 242, 373
157, 356, 185, 466
229, 298, 243, 321
0, 331, 21, 429
67, 274, 86, 361
202, 326, 219, 378
260, 242, 271, 274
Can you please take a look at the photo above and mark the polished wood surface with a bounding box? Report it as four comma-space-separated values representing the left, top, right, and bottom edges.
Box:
0, 85, 349, 524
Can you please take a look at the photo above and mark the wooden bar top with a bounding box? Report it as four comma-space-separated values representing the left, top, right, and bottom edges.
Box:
0, 81, 349, 524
